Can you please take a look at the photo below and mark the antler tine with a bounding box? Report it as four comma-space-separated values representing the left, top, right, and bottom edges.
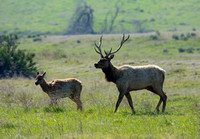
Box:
94, 35, 104, 57
104, 48, 112, 57
121, 34, 130, 44
94, 47, 101, 54
110, 34, 130, 55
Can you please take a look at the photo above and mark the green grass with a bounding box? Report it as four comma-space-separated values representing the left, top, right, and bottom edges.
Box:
1, 0, 200, 34
0, 33, 200, 138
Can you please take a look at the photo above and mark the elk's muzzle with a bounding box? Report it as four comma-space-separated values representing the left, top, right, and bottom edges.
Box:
94, 63, 99, 68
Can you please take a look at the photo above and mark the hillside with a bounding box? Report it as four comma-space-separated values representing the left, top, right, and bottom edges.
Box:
0, 0, 200, 35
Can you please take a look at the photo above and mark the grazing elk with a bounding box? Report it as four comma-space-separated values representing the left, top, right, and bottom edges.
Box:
35, 72, 82, 110
94, 34, 167, 114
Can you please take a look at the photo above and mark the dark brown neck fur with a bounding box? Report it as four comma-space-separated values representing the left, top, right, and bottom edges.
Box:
102, 62, 119, 83
39, 79, 50, 93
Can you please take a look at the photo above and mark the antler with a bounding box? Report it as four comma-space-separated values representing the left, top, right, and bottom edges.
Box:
94, 36, 103, 58
110, 34, 130, 55
94, 34, 130, 58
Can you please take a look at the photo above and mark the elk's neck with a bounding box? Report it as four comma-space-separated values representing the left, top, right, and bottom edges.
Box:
39, 79, 50, 93
102, 63, 119, 83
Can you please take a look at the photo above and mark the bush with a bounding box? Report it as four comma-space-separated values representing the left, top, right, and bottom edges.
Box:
172, 34, 179, 40
186, 47, 194, 53
191, 33, 196, 37
192, 28, 196, 31
173, 33, 195, 41
77, 40, 81, 43
178, 48, 185, 53
163, 48, 168, 53
155, 30, 160, 36
0, 34, 37, 78
196, 48, 200, 51
180, 33, 185, 38
178, 47, 194, 53
33, 37, 42, 42
186, 33, 191, 38
149, 35, 158, 40
180, 34, 188, 41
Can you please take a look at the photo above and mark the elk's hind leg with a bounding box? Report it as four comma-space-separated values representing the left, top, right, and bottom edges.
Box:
148, 86, 167, 113
154, 88, 167, 113
155, 97, 162, 113
147, 86, 162, 113
69, 95, 83, 111
125, 92, 135, 114
161, 90, 167, 112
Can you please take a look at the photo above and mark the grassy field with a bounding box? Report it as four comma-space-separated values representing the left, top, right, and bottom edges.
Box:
0, 32, 200, 138
1, 0, 200, 34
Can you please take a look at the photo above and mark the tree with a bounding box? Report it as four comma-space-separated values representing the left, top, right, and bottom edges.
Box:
65, 2, 94, 34
0, 34, 37, 78
101, 1, 123, 33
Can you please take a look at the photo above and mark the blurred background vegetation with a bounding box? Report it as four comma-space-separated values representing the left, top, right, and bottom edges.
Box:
0, 0, 199, 35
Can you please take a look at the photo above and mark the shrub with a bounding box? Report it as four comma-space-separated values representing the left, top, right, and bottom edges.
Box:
178, 48, 185, 53
191, 33, 196, 37
149, 35, 158, 40
163, 48, 168, 53
186, 33, 191, 38
77, 40, 81, 43
192, 28, 196, 31
186, 47, 194, 53
140, 9, 144, 12
155, 30, 160, 36
172, 34, 179, 40
27, 35, 32, 38
33, 37, 42, 42
180, 34, 188, 41
150, 18, 155, 22
196, 48, 200, 51
178, 47, 194, 53
0, 34, 37, 78
180, 33, 185, 38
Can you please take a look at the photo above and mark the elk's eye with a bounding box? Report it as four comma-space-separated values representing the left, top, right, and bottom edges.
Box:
38, 77, 42, 80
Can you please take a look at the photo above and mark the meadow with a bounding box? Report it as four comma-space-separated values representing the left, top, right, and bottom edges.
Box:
0, 32, 199, 138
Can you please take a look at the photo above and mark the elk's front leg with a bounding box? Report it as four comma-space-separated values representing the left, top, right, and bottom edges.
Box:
114, 91, 125, 113
50, 97, 58, 106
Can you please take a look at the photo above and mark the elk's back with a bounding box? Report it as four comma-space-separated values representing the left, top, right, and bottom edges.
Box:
117, 65, 165, 90
49, 78, 82, 98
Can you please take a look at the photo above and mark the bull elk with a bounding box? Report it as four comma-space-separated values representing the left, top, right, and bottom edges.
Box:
35, 72, 82, 110
94, 34, 167, 113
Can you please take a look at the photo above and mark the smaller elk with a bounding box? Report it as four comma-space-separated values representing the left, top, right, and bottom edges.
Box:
94, 34, 167, 113
35, 72, 82, 110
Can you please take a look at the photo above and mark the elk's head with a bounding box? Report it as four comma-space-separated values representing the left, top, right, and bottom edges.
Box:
35, 72, 46, 85
94, 34, 130, 69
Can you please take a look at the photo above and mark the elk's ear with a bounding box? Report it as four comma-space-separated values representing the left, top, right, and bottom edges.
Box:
37, 72, 39, 75
43, 72, 46, 77
109, 54, 114, 60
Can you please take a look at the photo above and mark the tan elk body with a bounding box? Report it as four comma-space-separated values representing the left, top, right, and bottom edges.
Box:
35, 72, 82, 110
113, 65, 165, 90
94, 34, 167, 113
